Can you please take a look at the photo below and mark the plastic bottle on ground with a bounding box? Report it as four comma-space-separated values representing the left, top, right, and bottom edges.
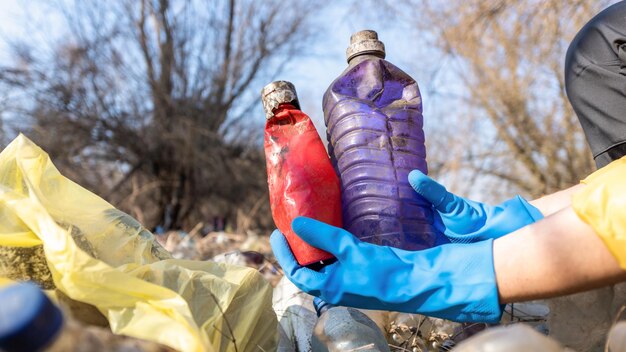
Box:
323, 30, 444, 250
310, 297, 390, 352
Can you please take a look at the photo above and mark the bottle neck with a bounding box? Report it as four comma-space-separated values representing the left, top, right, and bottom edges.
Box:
275, 103, 298, 112
267, 103, 299, 125
313, 297, 333, 317
348, 53, 384, 67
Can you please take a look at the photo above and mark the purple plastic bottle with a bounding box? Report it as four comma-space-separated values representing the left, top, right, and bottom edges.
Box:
323, 30, 441, 250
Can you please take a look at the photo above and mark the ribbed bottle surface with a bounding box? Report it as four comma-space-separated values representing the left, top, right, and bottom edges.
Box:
323, 57, 438, 250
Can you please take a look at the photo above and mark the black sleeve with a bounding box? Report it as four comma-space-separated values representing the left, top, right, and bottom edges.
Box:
565, 1, 626, 168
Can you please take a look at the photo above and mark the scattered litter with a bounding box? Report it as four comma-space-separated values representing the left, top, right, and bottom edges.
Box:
158, 229, 282, 286
272, 276, 463, 352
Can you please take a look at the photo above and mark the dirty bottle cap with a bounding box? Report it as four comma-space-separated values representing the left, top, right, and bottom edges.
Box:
346, 30, 386, 63
0, 282, 63, 352
261, 81, 301, 120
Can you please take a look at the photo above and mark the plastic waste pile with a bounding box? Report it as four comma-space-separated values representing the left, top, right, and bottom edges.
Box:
273, 276, 460, 352
0, 134, 278, 352
272, 275, 579, 352
158, 230, 281, 286
163, 231, 197, 260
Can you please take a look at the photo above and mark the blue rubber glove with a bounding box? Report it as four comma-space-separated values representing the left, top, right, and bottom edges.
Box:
408, 170, 543, 243
271, 217, 503, 323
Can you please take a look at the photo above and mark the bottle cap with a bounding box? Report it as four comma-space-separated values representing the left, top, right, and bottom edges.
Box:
261, 81, 301, 120
313, 297, 334, 317
346, 30, 386, 63
0, 282, 63, 352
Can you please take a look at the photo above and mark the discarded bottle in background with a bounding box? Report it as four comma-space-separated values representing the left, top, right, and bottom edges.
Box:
0, 282, 71, 352
323, 30, 442, 250
0, 282, 175, 352
311, 297, 390, 352
262, 81, 343, 267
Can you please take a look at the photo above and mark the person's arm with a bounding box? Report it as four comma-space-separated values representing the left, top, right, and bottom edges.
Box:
494, 205, 626, 303
528, 183, 585, 217
410, 171, 587, 244
271, 204, 626, 323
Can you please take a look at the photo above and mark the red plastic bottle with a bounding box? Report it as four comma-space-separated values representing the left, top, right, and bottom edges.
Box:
261, 81, 342, 266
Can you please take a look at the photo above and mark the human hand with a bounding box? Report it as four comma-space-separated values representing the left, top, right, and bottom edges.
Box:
270, 217, 503, 323
409, 170, 543, 243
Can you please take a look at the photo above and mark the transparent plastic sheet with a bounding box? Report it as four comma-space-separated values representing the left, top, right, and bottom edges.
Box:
573, 155, 626, 270
0, 135, 277, 352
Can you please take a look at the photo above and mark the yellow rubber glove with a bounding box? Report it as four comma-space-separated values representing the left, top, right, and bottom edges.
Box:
573, 156, 626, 269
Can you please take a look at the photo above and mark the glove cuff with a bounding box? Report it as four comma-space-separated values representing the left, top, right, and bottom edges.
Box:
406, 239, 503, 323
514, 195, 544, 222
449, 239, 503, 323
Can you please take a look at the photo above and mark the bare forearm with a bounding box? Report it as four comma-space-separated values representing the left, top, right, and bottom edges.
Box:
493, 206, 626, 303
528, 183, 585, 217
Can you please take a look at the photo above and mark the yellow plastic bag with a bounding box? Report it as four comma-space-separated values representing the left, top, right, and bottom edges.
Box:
573, 155, 626, 270
0, 277, 14, 287
0, 134, 277, 351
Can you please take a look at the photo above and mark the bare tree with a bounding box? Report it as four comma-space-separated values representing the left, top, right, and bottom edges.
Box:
0, 0, 318, 231
382, 0, 608, 199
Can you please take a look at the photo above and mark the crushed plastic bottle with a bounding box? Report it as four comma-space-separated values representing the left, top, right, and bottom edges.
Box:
311, 297, 390, 352
323, 30, 442, 250
262, 81, 343, 266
